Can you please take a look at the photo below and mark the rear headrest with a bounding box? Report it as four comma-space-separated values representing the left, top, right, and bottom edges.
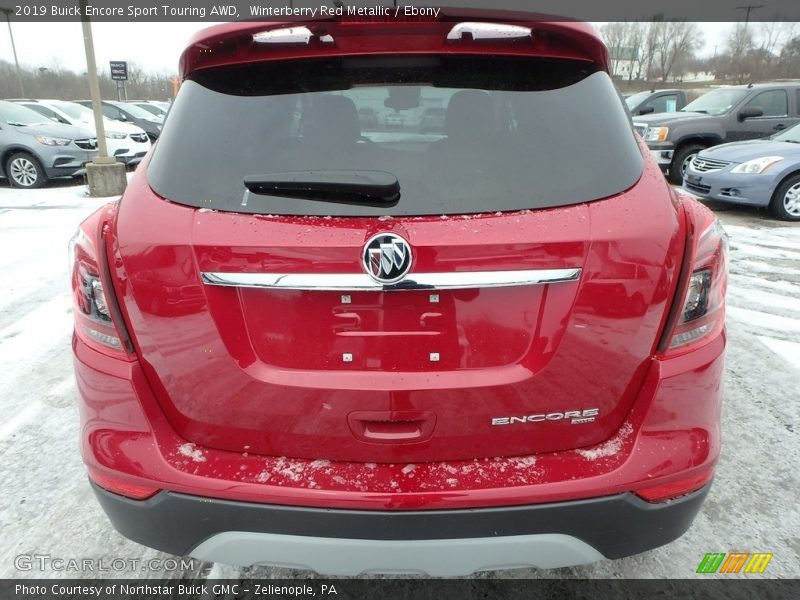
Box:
302, 95, 361, 144
445, 90, 493, 139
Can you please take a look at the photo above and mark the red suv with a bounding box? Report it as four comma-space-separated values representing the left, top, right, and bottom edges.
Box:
71, 12, 727, 576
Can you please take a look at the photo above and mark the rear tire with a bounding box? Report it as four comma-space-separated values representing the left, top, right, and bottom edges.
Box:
668, 144, 705, 185
769, 174, 800, 221
6, 152, 47, 189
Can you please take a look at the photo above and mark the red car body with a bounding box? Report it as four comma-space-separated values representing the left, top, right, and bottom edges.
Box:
71, 11, 727, 576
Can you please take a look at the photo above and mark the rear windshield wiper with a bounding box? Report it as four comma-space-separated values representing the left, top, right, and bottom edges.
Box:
243, 170, 400, 208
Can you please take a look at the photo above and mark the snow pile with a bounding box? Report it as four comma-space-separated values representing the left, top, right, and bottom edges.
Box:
177, 443, 206, 463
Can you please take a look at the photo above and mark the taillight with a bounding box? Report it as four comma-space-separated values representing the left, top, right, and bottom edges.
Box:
634, 468, 714, 503
87, 467, 159, 500
69, 207, 135, 361
659, 198, 728, 355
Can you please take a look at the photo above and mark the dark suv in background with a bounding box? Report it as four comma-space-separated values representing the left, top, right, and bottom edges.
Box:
634, 83, 800, 183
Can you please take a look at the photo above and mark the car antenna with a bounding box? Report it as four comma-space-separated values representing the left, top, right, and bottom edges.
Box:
747, 82, 753, 88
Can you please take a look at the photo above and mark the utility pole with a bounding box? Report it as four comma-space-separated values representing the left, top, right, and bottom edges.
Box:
0, 7, 25, 97
736, 5, 763, 29
79, 0, 108, 158
79, 0, 127, 196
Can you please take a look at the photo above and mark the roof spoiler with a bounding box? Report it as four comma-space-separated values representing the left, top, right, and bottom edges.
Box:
179, 10, 609, 79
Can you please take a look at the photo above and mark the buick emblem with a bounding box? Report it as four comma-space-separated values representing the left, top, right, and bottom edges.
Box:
363, 233, 412, 284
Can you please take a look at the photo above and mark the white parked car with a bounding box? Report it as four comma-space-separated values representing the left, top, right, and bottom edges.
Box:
12, 99, 151, 166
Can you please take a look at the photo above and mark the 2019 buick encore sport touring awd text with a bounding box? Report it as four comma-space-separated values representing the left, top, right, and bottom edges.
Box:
70, 12, 728, 576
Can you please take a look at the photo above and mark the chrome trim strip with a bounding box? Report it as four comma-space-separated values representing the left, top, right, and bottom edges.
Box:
201, 268, 581, 292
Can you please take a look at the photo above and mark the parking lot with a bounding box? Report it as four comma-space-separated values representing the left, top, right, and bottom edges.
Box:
0, 178, 797, 580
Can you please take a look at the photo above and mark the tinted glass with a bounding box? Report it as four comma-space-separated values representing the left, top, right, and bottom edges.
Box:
118, 103, 157, 119
773, 123, 800, 143
101, 105, 120, 120
135, 103, 166, 117
0, 101, 50, 126
148, 56, 643, 217
624, 91, 651, 110
53, 101, 93, 120
23, 104, 61, 121
682, 89, 749, 115
744, 90, 788, 117
645, 94, 678, 113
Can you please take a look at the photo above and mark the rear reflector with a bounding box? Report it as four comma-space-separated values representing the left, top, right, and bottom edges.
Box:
88, 468, 160, 501
634, 470, 714, 503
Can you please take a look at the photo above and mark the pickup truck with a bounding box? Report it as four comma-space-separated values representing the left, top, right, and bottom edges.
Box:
633, 82, 800, 184
625, 89, 688, 116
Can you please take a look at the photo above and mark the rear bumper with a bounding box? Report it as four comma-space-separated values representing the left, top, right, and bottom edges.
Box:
74, 330, 724, 511
73, 333, 725, 510
92, 481, 710, 575
75, 321, 723, 570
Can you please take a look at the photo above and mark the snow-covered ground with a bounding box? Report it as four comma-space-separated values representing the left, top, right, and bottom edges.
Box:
0, 179, 798, 580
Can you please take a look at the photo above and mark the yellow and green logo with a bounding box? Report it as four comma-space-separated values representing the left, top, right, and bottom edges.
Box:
697, 552, 773, 574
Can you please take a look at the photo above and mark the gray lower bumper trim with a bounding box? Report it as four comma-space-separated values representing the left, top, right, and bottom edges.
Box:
91, 481, 710, 575
191, 531, 604, 576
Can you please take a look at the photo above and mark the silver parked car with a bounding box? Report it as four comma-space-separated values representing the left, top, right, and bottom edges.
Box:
0, 101, 98, 188
683, 122, 800, 221
12, 99, 151, 166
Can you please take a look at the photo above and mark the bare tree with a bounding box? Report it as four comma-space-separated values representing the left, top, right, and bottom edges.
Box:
599, 22, 629, 78
0, 59, 176, 101
778, 35, 800, 78
640, 19, 663, 82
626, 23, 646, 82
725, 23, 756, 83
757, 21, 797, 56
655, 21, 704, 82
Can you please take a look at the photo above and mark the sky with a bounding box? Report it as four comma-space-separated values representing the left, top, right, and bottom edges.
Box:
0, 22, 212, 75
0, 21, 736, 76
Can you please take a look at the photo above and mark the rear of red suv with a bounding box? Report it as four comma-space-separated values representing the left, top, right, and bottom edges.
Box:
71, 12, 727, 576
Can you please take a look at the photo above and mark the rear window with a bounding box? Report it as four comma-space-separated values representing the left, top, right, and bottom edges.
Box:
148, 56, 643, 216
